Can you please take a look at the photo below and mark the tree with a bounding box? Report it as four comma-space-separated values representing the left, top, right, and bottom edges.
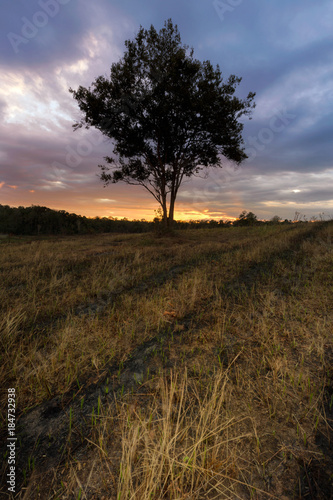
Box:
234, 210, 258, 226
270, 215, 281, 224
70, 19, 255, 228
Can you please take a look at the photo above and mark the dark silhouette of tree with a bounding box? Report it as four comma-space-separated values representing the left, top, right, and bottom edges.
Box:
270, 215, 281, 224
70, 19, 255, 228
233, 210, 258, 226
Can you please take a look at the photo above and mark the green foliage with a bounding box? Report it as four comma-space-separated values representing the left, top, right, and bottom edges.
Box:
70, 19, 255, 227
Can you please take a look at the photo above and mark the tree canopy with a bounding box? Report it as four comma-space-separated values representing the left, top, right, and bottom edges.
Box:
70, 19, 255, 227
233, 210, 258, 226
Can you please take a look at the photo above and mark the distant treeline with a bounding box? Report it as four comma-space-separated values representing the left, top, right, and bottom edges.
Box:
0, 205, 294, 236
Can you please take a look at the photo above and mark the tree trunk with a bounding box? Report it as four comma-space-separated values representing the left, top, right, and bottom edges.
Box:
161, 195, 168, 227
168, 192, 176, 228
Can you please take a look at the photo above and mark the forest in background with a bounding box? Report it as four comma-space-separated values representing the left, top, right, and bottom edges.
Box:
0, 204, 307, 236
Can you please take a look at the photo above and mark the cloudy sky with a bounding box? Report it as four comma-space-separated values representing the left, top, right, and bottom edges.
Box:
0, 0, 332, 221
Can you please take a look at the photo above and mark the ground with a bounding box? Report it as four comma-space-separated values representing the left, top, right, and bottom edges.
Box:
0, 223, 333, 499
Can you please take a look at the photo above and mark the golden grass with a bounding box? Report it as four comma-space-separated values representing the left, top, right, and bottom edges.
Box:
117, 366, 249, 499
1, 223, 332, 499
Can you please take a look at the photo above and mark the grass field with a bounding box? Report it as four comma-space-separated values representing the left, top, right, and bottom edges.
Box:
1, 223, 333, 499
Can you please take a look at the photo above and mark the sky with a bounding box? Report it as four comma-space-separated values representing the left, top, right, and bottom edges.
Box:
0, 0, 332, 221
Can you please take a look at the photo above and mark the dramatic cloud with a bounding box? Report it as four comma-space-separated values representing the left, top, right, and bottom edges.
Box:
0, 0, 332, 220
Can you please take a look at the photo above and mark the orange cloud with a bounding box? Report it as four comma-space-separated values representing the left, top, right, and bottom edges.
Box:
8, 185, 18, 189
0, 182, 4, 189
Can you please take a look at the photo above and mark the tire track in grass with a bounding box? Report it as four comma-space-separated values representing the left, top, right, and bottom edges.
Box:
21, 238, 248, 335
53, 223, 305, 318
220, 222, 325, 299
6, 224, 327, 496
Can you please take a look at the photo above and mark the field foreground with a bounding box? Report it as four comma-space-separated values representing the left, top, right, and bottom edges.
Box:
1, 223, 333, 499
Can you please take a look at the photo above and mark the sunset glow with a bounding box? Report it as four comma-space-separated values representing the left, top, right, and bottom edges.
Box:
1, 1, 333, 221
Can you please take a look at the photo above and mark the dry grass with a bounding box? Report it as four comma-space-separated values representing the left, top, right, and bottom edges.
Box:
117, 365, 249, 499
1, 223, 333, 499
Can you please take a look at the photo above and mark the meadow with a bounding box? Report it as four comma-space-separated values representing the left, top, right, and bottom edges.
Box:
1, 222, 332, 499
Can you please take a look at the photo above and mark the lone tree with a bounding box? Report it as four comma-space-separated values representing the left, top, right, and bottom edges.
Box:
70, 19, 255, 227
